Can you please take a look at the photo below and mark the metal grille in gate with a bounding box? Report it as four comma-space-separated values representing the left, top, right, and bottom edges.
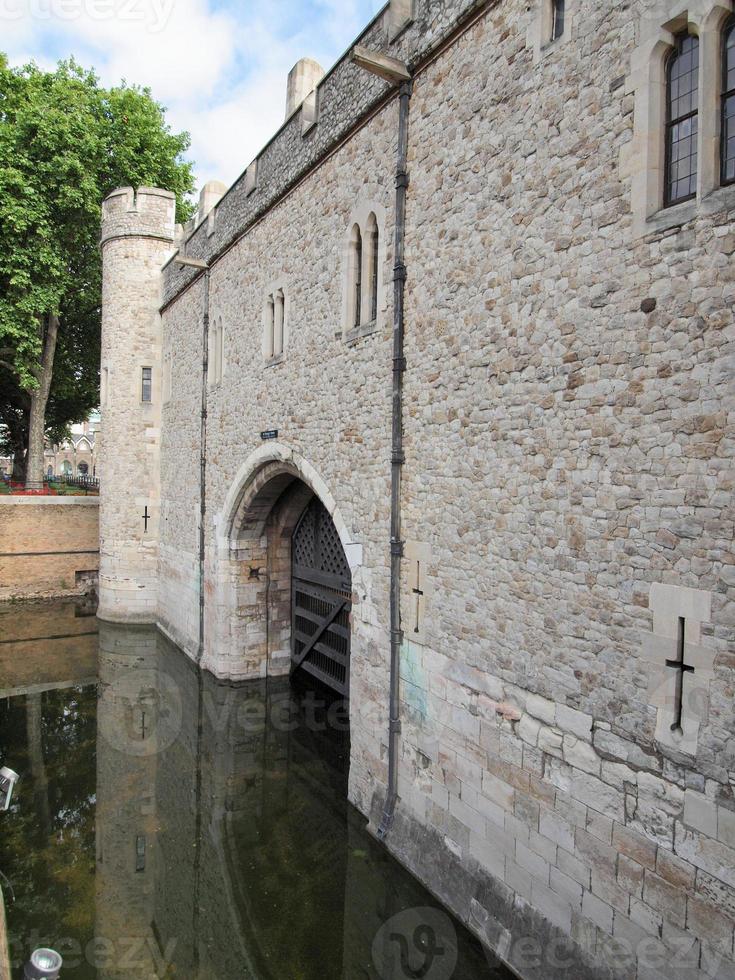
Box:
291, 498, 351, 696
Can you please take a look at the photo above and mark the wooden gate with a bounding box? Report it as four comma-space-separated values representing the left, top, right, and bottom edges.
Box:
291, 498, 351, 696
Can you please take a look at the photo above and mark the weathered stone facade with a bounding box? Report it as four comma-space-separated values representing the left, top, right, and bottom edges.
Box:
98, 187, 175, 623
99, 0, 735, 976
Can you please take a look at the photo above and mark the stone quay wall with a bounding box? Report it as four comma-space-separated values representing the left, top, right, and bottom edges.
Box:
100, 0, 735, 975
0, 497, 99, 600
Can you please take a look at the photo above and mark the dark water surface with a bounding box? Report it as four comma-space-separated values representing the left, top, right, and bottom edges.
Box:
0, 600, 513, 979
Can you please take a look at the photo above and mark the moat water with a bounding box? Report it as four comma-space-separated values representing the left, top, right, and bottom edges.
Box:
0, 599, 513, 979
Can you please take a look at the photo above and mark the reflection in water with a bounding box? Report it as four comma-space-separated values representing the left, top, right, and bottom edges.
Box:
0, 602, 512, 979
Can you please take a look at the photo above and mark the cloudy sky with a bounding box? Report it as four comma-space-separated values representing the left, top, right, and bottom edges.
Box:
2, 0, 381, 192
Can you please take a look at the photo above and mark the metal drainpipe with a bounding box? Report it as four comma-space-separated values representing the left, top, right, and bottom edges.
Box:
377, 78, 412, 841
198, 270, 210, 663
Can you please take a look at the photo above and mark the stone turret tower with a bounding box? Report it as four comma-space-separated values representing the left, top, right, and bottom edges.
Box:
98, 186, 175, 623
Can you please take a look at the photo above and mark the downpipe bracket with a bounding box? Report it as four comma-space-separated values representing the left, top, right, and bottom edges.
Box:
393, 262, 407, 283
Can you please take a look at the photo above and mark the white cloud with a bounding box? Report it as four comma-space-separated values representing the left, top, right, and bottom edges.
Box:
175, 67, 287, 189
2, 0, 381, 191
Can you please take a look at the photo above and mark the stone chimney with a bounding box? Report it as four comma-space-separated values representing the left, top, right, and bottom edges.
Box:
198, 180, 227, 222
285, 58, 324, 120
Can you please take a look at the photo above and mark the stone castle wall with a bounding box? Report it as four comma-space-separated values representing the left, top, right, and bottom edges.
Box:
101, 0, 735, 975
159, 0, 484, 305
158, 99, 399, 824
157, 276, 203, 655
385, 3, 735, 972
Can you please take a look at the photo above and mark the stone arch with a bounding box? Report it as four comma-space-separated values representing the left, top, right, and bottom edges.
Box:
220, 444, 359, 561
207, 444, 362, 683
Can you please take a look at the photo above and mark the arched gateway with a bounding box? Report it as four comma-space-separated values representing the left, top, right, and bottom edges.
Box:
291, 497, 352, 695
216, 447, 359, 693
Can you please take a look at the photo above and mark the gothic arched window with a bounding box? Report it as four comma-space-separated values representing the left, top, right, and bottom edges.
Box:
263, 288, 287, 360
722, 20, 735, 185
665, 33, 699, 206
266, 295, 275, 359
209, 319, 224, 384
551, 0, 565, 40
274, 290, 284, 356
350, 225, 362, 328
216, 319, 224, 382
343, 209, 384, 335
365, 212, 379, 324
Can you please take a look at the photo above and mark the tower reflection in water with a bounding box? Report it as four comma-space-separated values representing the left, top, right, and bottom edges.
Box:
2, 607, 510, 979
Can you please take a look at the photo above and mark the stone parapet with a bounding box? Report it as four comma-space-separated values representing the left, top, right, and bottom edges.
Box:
160, 0, 483, 306
101, 186, 176, 248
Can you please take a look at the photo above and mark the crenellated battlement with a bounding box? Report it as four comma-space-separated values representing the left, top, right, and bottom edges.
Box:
101, 186, 176, 248
160, 0, 472, 305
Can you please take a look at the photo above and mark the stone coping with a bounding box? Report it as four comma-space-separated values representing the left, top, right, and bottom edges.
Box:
0, 496, 100, 506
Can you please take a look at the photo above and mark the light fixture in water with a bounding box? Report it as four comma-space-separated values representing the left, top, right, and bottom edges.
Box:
24, 949, 63, 979
0, 766, 19, 811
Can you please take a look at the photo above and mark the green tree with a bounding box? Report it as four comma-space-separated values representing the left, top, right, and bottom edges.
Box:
0, 55, 195, 486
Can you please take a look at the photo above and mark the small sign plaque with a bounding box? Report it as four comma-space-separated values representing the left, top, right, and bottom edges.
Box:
260, 429, 279, 441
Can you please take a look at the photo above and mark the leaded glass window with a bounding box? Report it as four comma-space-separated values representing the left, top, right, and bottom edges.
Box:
665, 33, 699, 206
366, 213, 378, 323
551, 0, 564, 41
353, 227, 362, 328
722, 20, 735, 185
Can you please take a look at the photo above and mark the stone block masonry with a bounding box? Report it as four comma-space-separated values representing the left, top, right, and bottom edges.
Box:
98, 187, 176, 624
0, 497, 99, 599
99, 0, 735, 975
